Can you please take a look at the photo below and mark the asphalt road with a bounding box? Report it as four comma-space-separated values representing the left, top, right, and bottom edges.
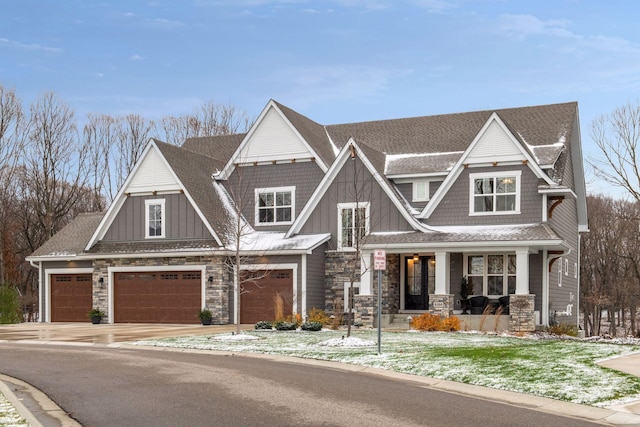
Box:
0, 343, 602, 427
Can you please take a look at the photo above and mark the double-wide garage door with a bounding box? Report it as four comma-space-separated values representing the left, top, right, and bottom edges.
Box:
240, 270, 293, 324
114, 271, 201, 324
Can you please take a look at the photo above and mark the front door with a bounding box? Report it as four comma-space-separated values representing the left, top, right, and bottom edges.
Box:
404, 256, 435, 310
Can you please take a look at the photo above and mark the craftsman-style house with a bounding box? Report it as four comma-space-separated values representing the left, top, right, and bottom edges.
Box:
27, 100, 587, 331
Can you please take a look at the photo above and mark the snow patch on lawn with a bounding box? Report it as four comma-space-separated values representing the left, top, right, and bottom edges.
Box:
317, 336, 376, 347
211, 333, 259, 341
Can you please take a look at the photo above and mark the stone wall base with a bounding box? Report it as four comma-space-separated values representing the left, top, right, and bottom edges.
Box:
509, 294, 536, 332
430, 294, 454, 317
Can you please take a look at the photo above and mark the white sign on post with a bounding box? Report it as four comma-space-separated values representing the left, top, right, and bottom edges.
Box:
374, 249, 386, 270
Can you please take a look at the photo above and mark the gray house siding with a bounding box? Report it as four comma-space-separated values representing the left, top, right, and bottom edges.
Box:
393, 180, 443, 212
103, 193, 212, 241
225, 161, 325, 232
300, 157, 414, 242
427, 164, 543, 226
305, 243, 327, 313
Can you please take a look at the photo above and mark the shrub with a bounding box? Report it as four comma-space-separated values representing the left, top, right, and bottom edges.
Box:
546, 323, 578, 337
441, 316, 461, 332
0, 284, 21, 324
410, 313, 442, 331
255, 320, 273, 330
300, 321, 323, 331
307, 307, 330, 325
410, 313, 461, 332
274, 321, 297, 331
283, 312, 303, 327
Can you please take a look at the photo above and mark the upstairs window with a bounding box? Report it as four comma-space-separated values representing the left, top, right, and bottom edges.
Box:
145, 199, 165, 238
338, 202, 370, 250
470, 171, 521, 215
255, 187, 295, 225
413, 181, 429, 202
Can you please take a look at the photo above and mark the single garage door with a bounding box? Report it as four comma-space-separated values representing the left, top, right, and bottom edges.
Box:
51, 273, 93, 322
114, 271, 201, 324
241, 270, 293, 324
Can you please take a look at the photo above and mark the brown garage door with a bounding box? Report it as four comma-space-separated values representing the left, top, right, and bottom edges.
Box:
241, 270, 293, 324
114, 271, 201, 324
51, 274, 93, 322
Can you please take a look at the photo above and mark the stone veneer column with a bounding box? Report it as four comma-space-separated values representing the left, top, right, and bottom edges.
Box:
509, 294, 536, 332
430, 294, 454, 318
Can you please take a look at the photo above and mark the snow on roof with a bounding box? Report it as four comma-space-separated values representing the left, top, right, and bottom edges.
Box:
228, 231, 331, 252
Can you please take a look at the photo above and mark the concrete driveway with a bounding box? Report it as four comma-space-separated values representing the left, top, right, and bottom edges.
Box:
0, 323, 250, 344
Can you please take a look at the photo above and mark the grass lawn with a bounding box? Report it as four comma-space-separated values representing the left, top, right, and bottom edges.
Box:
0, 392, 27, 427
135, 330, 640, 408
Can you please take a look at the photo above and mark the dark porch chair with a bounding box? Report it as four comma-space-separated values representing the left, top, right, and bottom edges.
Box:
498, 295, 510, 315
469, 296, 489, 315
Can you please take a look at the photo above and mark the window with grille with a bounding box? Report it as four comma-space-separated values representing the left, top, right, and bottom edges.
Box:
255, 187, 295, 225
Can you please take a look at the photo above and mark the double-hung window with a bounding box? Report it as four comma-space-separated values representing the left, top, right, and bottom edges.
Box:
145, 199, 165, 238
470, 171, 521, 215
466, 254, 516, 296
255, 187, 295, 225
337, 202, 370, 250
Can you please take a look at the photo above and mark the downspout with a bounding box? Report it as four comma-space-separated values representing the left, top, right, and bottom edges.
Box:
29, 260, 42, 323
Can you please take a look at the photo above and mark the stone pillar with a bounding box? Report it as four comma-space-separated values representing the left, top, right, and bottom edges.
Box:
353, 294, 375, 327
430, 294, 454, 318
509, 294, 535, 332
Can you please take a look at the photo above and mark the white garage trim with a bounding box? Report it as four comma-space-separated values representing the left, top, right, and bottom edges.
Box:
107, 265, 207, 324
237, 263, 298, 325
44, 268, 93, 323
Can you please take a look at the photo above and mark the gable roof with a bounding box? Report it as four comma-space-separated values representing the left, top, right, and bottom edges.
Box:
27, 213, 104, 260
182, 133, 245, 167
85, 139, 224, 249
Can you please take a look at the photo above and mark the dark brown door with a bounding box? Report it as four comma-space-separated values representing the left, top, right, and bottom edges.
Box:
240, 270, 293, 324
51, 274, 93, 322
114, 271, 201, 324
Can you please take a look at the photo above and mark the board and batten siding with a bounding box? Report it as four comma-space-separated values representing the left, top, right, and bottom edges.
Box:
394, 180, 443, 211
299, 157, 414, 242
305, 242, 327, 312
427, 164, 543, 226
226, 161, 325, 232
102, 193, 212, 241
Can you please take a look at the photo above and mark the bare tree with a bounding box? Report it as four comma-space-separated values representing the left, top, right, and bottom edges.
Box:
0, 85, 27, 284
158, 101, 252, 145
590, 102, 640, 201
83, 113, 115, 210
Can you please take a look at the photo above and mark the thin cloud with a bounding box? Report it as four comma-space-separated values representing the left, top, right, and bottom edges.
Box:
144, 18, 184, 28
0, 37, 61, 53
498, 14, 576, 39
129, 54, 143, 61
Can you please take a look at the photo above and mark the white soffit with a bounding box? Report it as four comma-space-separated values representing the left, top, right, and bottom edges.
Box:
466, 119, 525, 164
238, 107, 313, 162
126, 147, 180, 192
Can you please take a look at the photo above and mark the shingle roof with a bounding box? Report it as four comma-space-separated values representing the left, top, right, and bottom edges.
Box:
27, 213, 104, 259
273, 100, 337, 168
365, 224, 561, 246
181, 133, 245, 166
87, 239, 219, 255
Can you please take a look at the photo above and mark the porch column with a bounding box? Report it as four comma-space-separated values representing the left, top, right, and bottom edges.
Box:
515, 249, 530, 295
434, 251, 449, 294
360, 251, 372, 295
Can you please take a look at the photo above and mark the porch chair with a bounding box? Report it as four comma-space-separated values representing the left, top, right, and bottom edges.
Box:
469, 296, 489, 315
498, 295, 510, 315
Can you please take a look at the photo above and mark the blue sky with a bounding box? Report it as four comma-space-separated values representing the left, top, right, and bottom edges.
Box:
1, 0, 639, 195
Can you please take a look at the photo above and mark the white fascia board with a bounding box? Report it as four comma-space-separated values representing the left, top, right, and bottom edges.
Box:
362, 239, 565, 252
219, 100, 328, 179
85, 139, 223, 249
419, 113, 554, 219
85, 139, 157, 250
538, 187, 577, 198
388, 172, 448, 181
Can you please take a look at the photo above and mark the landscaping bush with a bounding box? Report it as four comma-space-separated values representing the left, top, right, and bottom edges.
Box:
274, 321, 297, 331
284, 313, 303, 327
255, 320, 273, 330
0, 283, 21, 324
307, 307, 330, 325
300, 321, 322, 331
410, 313, 461, 332
546, 323, 579, 337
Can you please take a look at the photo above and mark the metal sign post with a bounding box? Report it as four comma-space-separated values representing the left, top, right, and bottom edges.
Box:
373, 249, 386, 355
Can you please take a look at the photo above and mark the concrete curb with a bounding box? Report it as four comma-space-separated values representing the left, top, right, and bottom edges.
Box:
0, 374, 81, 427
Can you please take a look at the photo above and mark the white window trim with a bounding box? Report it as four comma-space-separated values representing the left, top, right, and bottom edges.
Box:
145, 199, 165, 239
337, 202, 370, 251
469, 170, 521, 216
463, 253, 516, 296
412, 180, 430, 202
565, 259, 569, 276
255, 186, 295, 226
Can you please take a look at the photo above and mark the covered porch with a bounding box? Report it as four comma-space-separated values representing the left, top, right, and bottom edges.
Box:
355, 224, 567, 332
